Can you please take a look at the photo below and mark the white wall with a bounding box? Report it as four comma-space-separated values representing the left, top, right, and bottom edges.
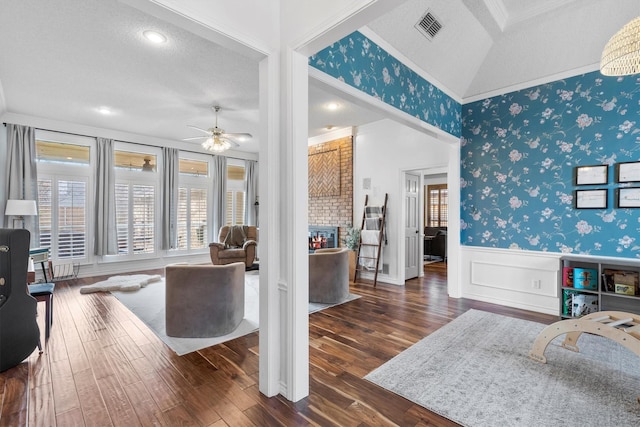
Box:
354, 118, 449, 284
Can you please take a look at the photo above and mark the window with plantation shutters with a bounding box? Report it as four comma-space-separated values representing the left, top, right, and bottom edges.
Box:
115, 183, 155, 255
132, 184, 155, 253
176, 187, 207, 250
226, 163, 246, 226
36, 134, 91, 264
427, 184, 448, 227
112, 144, 159, 258
226, 190, 245, 225
37, 177, 88, 260
115, 183, 129, 254
226, 160, 245, 225
174, 156, 210, 251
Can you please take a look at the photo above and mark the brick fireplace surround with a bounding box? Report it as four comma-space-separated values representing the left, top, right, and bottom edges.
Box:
308, 136, 353, 246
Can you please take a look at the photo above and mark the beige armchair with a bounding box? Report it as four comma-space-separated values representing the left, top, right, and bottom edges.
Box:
209, 225, 258, 268
309, 247, 350, 304
165, 262, 245, 338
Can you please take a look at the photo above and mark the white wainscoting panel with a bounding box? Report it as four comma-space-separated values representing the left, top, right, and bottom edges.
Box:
461, 246, 561, 315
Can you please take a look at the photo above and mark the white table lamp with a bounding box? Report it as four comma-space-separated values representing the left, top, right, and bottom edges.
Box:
5, 199, 38, 228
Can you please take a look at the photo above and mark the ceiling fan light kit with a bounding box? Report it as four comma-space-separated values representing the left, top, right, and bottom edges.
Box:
183, 105, 252, 153
600, 15, 640, 76
202, 137, 231, 152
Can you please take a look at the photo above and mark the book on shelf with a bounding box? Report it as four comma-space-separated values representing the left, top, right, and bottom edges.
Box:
573, 268, 597, 290
562, 266, 574, 287
563, 289, 579, 315
572, 293, 599, 317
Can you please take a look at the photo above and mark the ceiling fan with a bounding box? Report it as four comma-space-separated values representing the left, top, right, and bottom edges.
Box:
183, 105, 252, 152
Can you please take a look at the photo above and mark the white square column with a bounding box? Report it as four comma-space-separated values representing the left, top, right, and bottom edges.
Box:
258, 48, 309, 402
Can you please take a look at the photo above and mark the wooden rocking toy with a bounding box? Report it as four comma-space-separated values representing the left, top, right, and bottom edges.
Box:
529, 311, 640, 403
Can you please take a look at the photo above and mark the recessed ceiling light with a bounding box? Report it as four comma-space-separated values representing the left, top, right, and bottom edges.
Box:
97, 106, 112, 115
143, 30, 167, 44
326, 102, 340, 111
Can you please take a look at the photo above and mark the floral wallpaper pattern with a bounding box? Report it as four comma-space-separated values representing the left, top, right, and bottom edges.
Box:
461, 71, 640, 259
310, 31, 461, 137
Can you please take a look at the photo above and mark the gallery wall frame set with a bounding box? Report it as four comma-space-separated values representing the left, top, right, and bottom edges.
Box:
573, 162, 640, 209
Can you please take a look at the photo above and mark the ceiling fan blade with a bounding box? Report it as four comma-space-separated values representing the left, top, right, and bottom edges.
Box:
222, 132, 253, 139
182, 136, 208, 141
186, 125, 212, 135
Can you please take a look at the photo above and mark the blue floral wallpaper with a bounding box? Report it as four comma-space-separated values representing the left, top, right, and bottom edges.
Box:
310, 31, 461, 137
461, 71, 640, 258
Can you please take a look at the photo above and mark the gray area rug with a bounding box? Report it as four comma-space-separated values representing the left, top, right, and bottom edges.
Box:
109, 271, 359, 356
365, 309, 640, 427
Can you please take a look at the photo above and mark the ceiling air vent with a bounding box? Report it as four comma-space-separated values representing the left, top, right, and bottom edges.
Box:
415, 11, 443, 40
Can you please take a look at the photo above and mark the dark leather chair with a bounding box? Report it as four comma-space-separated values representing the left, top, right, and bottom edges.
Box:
424, 227, 447, 261
0, 228, 41, 372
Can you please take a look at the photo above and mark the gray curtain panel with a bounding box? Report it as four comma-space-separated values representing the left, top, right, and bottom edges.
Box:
161, 147, 179, 250
244, 160, 258, 226
5, 124, 39, 244
212, 155, 227, 236
94, 137, 117, 255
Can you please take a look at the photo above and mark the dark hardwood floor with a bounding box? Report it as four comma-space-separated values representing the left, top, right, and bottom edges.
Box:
0, 262, 556, 426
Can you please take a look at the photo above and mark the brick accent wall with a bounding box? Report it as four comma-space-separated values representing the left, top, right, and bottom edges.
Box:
308, 136, 353, 246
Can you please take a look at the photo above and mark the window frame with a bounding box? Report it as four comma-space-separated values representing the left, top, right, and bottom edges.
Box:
35, 130, 95, 265
226, 159, 246, 226
426, 183, 448, 228
103, 141, 161, 261
173, 152, 212, 253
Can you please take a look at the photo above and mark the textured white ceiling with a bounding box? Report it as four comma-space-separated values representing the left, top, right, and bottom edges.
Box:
368, 0, 640, 100
0, 0, 260, 151
1, 0, 640, 152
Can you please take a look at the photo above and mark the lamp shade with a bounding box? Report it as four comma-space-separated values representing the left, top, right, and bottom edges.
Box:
601, 16, 640, 76
5, 199, 38, 216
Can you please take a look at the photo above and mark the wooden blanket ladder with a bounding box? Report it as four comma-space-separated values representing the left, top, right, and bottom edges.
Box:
354, 193, 388, 287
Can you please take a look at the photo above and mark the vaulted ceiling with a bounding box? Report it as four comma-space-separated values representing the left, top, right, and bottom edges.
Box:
1, 0, 639, 151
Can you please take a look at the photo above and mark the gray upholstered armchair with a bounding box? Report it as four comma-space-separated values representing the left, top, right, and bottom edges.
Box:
309, 247, 350, 304
165, 262, 245, 338
209, 225, 258, 268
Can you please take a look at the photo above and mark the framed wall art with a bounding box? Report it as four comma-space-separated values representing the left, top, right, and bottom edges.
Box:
617, 187, 640, 208
574, 189, 608, 209
308, 149, 340, 197
574, 164, 608, 185
616, 161, 640, 183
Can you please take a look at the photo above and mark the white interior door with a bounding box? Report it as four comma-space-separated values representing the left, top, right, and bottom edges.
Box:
404, 172, 420, 280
